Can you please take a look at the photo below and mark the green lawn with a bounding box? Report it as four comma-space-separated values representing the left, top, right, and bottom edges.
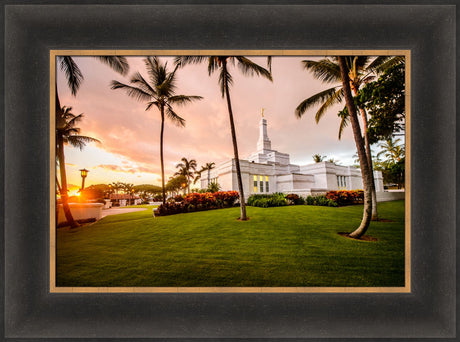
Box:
56, 200, 405, 287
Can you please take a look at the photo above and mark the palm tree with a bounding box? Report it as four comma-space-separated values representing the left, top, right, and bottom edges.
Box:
377, 138, 405, 164
56, 106, 99, 228
295, 56, 391, 221
174, 157, 197, 194
195, 162, 216, 187
337, 56, 375, 239
56, 56, 129, 225
312, 154, 326, 163
110, 181, 124, 194
121, 182, 135, 204
175, 56, 272, 220
111, 57, 202, 205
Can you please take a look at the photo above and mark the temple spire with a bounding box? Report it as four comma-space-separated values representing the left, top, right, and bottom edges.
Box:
257, 110, 271, 151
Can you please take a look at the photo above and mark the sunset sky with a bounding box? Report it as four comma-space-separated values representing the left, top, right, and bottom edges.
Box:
57, 55, 388, 189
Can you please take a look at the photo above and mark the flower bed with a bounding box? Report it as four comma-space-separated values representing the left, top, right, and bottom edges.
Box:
325, 190, 364, 206
157, 191, 239, 216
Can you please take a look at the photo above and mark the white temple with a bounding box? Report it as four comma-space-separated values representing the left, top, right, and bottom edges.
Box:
201, 115, 384, 199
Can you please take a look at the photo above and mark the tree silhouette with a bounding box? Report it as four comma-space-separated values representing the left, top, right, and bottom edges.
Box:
176, 56, 272, 220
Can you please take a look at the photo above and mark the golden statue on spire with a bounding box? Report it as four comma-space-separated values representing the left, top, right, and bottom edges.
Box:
261, 108, 265, 117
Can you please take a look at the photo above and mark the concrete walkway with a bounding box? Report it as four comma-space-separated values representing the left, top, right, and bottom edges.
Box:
101, 207, 147, 218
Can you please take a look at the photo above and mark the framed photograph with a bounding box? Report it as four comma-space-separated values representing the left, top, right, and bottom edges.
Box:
3, 2, 456, 340
51, 49, 410, 294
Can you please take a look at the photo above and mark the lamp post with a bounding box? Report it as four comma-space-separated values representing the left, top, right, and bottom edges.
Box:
79, 168, 89, 190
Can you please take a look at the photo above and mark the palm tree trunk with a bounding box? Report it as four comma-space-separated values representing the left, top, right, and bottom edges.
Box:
222, 61, 247, 220
358, 106, 378, 221
350, 81, 378, 221
160, 106, 166, 205
338, 57, 374, 238
55, 90, 79, 228
57, 137, 79, 228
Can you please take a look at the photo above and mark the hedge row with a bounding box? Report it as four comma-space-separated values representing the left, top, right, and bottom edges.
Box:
157, 191, 239, 216
247, 190, 364, 208
158, 190, 366, 214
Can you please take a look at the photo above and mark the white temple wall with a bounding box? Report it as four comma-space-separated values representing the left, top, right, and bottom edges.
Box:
199, 117, 388, 199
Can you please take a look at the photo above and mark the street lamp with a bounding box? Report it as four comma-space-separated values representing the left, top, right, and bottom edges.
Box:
79, 168, 89, 190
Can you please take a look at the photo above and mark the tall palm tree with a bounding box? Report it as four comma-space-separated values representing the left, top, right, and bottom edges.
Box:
295, 56, 391, 221
174, 157, 197, 194
56, 106, 100, 228
111, 57, 202, 205
195, 162, 216, 187
175, 56, 272, 220
337, 56, 375, 239
56, 56, 129, 225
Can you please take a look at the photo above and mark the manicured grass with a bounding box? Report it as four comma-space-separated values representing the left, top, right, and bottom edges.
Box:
56, 200, 405, 287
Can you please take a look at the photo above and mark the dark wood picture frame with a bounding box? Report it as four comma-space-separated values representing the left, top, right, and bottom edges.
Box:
2, 2, 456, 339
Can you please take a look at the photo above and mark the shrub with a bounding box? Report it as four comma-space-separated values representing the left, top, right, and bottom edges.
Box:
206, 181, 221, 193
326, 190, 364, 206
157, 202, 187, 216
285, 193, 305, 205
247, 193, 287, 207
315, 195, 330, 206
214, 191, 239, 207
305, 195, 338, 207
174, 195, 184, 202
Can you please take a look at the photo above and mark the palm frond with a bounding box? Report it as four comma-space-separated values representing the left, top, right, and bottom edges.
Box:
208, 57, 221, 76
66, 135, 100, 150
314, 88, 343, 123
145, 101, 160, 111
267, 56, 272, 73
58, 56, 83, 96
354, 56, 370, 70
218, 67, 232, 98
362, 75, 375, 84
110, 80, 152, 103
65, 112, 85, 127
95, 56, 129, 75
295, 86, 340, 118
129, 72, 157, 97
174, 56, 208, 68
235, 57, 273, 81
165, 106, 186, 127
368, 56, 405, 73
168, 95, 203, 106
338, 113, 349, 140
302, 59, 341, 83
144, 57, 164, 88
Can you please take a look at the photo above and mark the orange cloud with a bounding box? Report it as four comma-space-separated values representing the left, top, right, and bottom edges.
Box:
95, 164, 153, 175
